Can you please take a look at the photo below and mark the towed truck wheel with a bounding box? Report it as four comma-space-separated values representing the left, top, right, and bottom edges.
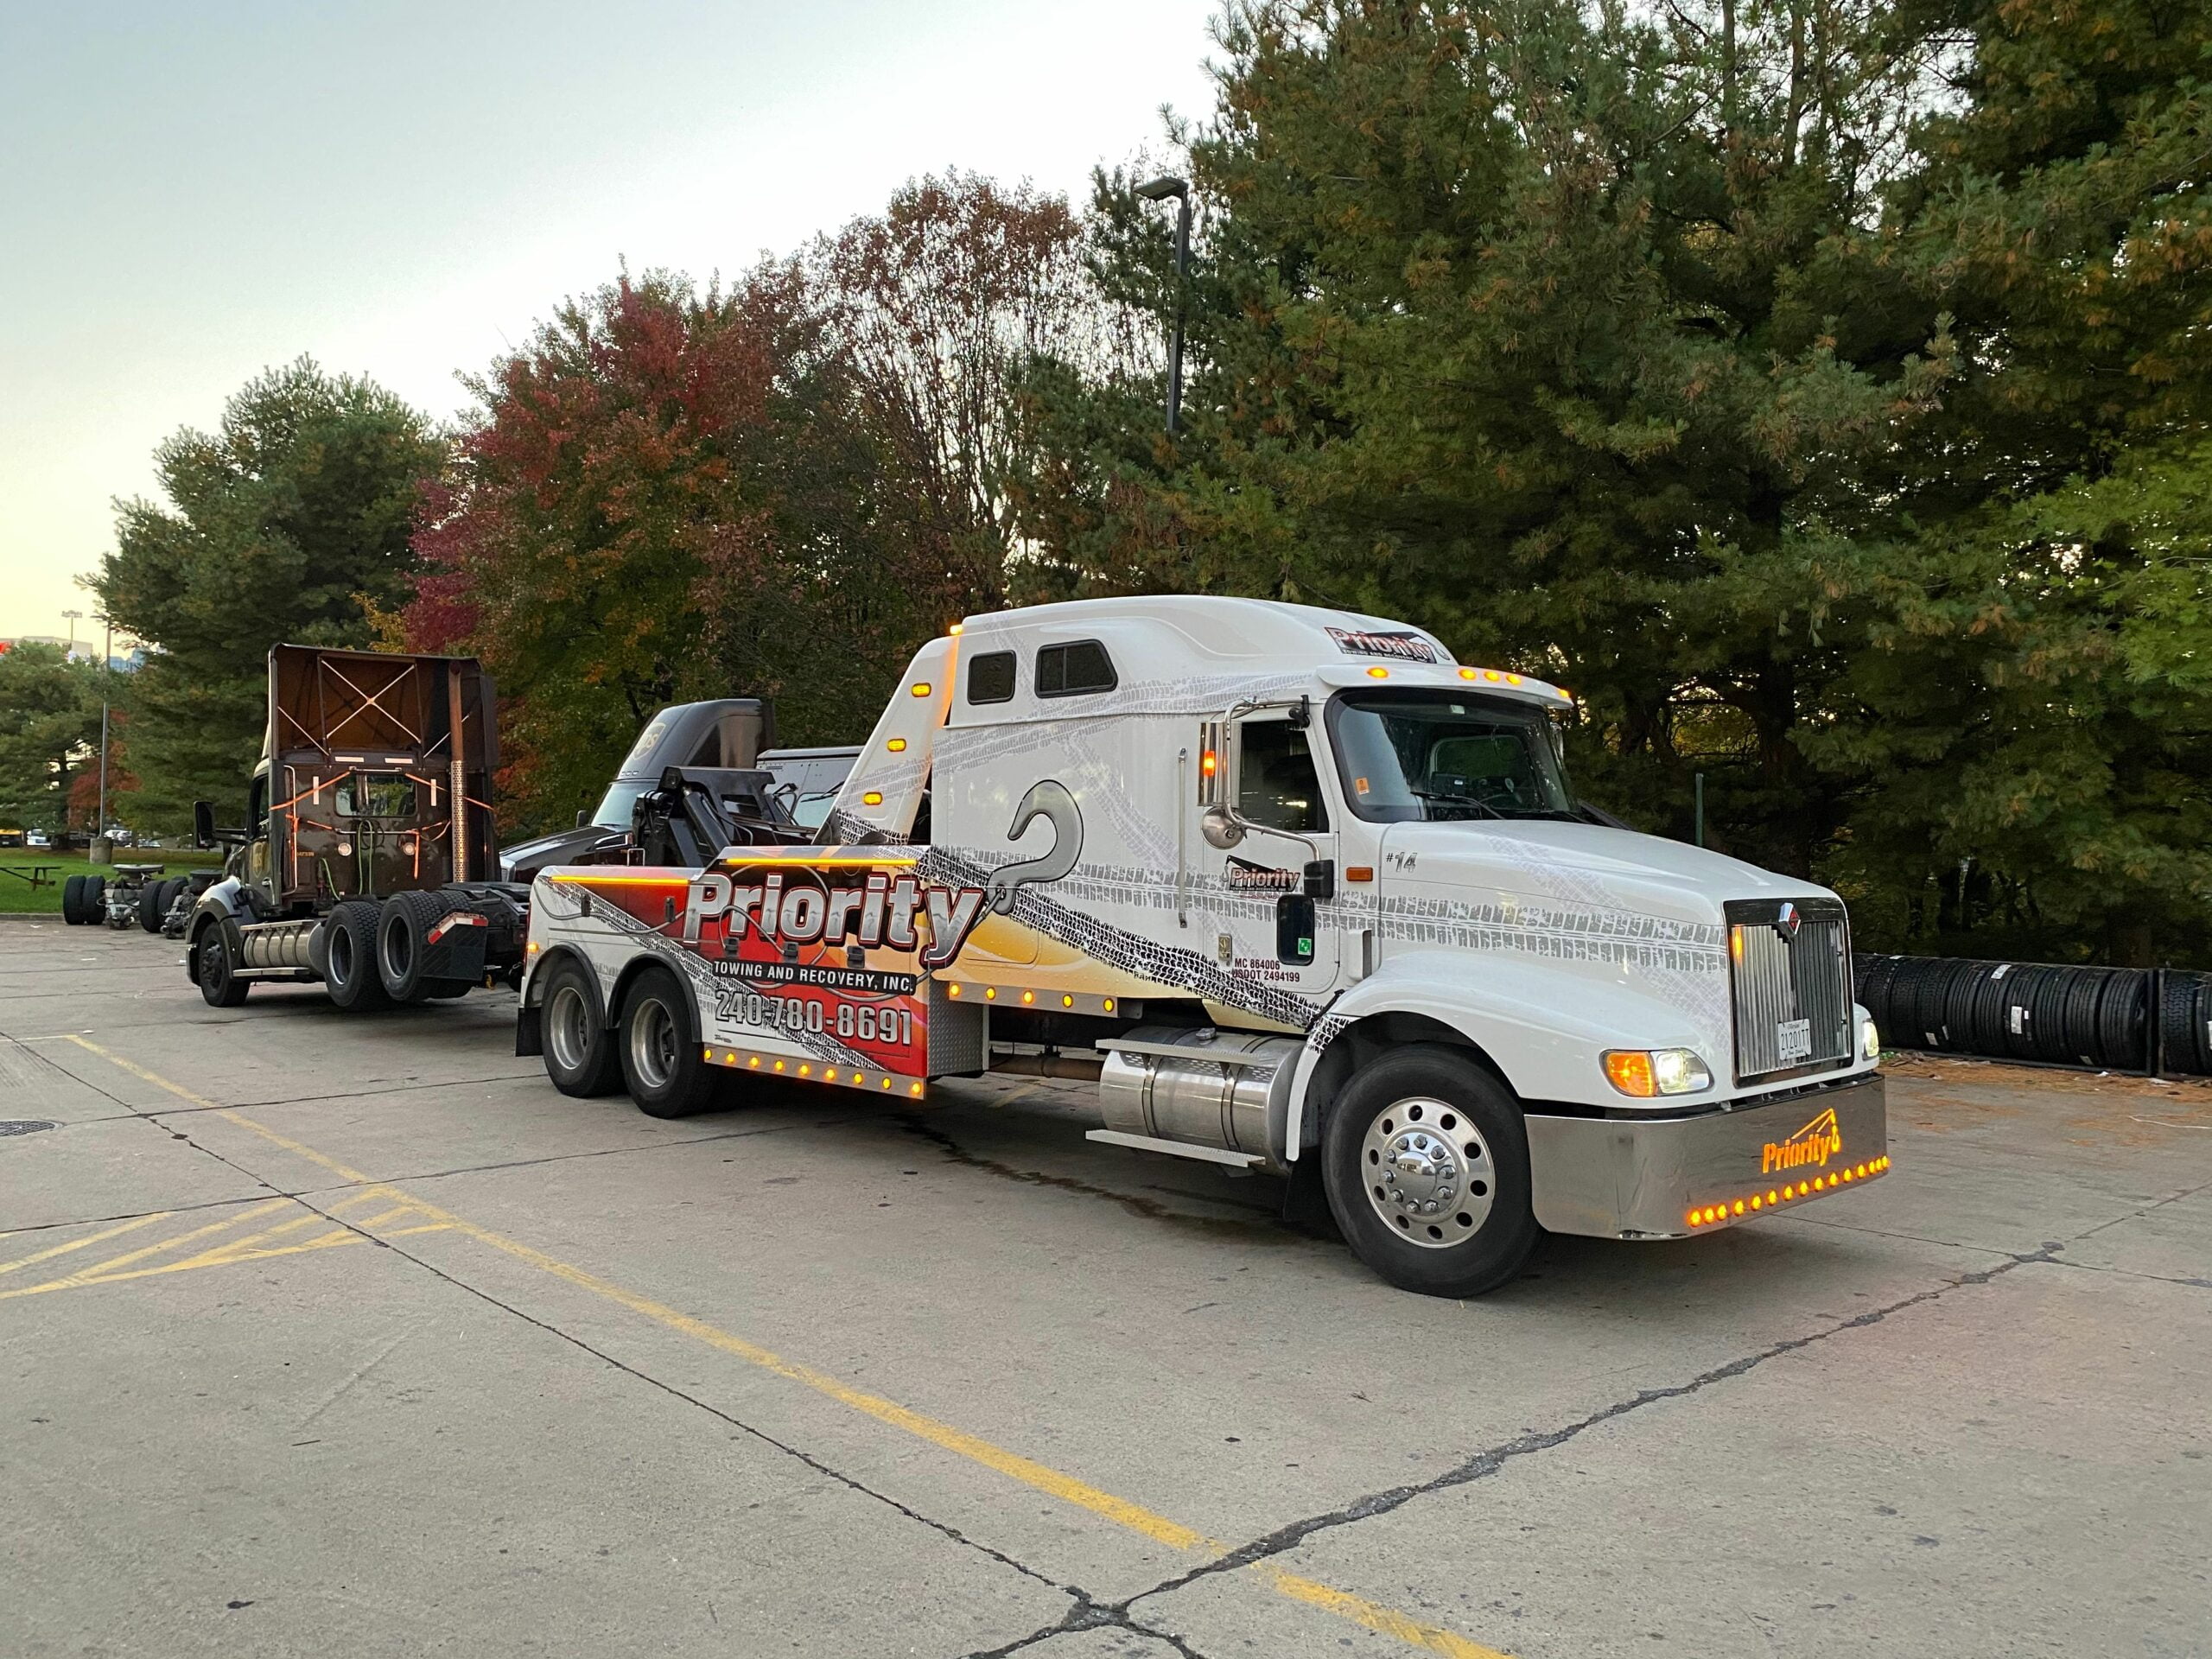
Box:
324, 901, 391, 1011
195, 924, 251, 1007
1322, 1046, 1540, 1299
377, 890, 474, 1002
540, 958, 623, 1096
617, 966, 717, 1118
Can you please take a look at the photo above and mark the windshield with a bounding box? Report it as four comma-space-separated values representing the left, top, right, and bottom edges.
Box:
592, 779, 653, 830
1326, 690, 1575, 822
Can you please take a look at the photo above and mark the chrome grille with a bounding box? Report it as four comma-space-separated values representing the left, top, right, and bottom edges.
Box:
1726, 899, 1853, 1082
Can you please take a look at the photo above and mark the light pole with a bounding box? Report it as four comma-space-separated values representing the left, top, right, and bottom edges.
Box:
60, 608, 81, 654
97, 616, 112, 842
1135, 175, 1191, 437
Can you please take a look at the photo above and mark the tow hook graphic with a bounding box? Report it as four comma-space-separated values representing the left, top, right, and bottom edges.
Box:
987, 780, 1083, 914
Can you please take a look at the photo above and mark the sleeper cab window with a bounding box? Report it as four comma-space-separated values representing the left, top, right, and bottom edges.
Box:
967, 650, 1016, 705
1034, 639, 1117, 698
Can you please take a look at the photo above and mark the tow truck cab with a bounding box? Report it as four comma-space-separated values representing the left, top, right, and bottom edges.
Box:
523, 597, 1886, 1297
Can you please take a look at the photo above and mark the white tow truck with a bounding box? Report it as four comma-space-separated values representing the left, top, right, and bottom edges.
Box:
517, 597, 1887, 1296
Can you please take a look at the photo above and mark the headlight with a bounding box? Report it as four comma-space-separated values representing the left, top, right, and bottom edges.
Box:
1601, 1048, 1714, 1098
1861, 1016, 1881, 1061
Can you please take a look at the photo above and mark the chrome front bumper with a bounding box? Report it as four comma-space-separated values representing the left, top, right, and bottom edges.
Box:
1526, 1071, 1888, 1240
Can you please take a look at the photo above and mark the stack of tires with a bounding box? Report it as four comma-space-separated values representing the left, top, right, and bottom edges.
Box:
2159, 971, 2212, 1077
1856, 956, 2212, 1076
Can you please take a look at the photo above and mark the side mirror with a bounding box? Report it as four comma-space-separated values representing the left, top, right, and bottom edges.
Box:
575, 810, 589, 829
192, 801, 216, 849
1200, 804, 1245, 850
1302, 859, 1335, 900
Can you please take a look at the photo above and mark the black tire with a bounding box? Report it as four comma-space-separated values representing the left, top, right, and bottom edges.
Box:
323, 900, 391, 1011
81, 874, 106, 926
616, 966, 716, 1118
376, 889, 474, 1001
136, 880, 166, 932
194, 923, 251, 1007
158, 878, 190, 938
1321, 1046, 1539, 1299
61, 874, 86, 925
540, 957, 624, 1096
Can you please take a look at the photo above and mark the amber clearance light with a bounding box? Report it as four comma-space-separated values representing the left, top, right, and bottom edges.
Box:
1684, 1157, 1892, 1230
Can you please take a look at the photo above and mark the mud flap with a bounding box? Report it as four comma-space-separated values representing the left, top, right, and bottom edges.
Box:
1278, 1154, 1341, 1241
514, 1005, 543, 1058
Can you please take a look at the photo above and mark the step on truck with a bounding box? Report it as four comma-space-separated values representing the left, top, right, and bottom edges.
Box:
517, 597, 1888, 1297
184, 645, 530, 1008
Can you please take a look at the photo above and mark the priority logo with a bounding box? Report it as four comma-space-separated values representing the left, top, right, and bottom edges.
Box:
1760, 1108, 1842, 1174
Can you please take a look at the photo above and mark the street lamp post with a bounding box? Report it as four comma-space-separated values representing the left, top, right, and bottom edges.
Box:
1135, 175, 1192, 437
97, 617, 111, 843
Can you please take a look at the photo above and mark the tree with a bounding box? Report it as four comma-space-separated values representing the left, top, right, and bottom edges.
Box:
1014, 0, 2211, 963
409, 269, 935, 828
92, 359, 444, 828
409, 177, 1131, 833
0, 644, 103, 837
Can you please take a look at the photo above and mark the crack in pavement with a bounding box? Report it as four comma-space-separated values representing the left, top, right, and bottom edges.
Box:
962, 1243, 2068, 1658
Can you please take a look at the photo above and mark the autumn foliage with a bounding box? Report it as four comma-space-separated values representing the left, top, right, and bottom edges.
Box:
410, 175, 1131, 829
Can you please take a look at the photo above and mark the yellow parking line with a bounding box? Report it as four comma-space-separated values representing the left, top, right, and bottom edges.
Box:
58, 1035, 1511, 1659
0, 1211, 174, 1275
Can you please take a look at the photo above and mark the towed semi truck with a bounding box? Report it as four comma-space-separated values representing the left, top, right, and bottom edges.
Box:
184, 647, 817, 1010
183, 646, 530, 1008
516, 597, 1888, 1297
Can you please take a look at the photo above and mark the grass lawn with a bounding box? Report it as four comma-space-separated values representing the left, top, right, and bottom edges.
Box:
0, 849, 226, 916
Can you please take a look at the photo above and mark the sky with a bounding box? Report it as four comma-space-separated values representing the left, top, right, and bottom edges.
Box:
0, 0, 1220, 645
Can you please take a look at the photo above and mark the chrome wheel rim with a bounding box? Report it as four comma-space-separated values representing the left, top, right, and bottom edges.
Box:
547, 982, 594, 1072
629, 995, 678, 1090
329, 925, 356, 988
1360, 1096, 1494, 1249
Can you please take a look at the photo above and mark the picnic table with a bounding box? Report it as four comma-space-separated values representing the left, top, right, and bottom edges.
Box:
0, 864, 60, 892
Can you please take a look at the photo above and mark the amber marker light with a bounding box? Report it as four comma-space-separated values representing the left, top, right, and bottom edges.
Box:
798, 1065, 812, 1077
1458, 667, 1479, 681
1062, 995, 1074, 1007
1507, 673, 1522, 685
948, 623, 964, 636
910, 682, 931, 697
984, 987, 997, 1000
908, 1082, 924, 1096
748, 1056, 760, 1068
887, 737, 907, 752
862, 791, 884, 806
1345, 865, 1374, 883
947, 982, 963, 997
1200, 750, 1218, 777
1102, 998, 1116, 1013
1020, 989, 1035, 1004
1604, 1051, 1657, 1096
1366, 665, 1389, 679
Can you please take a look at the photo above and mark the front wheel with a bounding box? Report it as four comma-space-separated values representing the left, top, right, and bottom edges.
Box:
616, 967, 716, 1118
195, 925, 251, 1007
1321, 1046, 1539, 1299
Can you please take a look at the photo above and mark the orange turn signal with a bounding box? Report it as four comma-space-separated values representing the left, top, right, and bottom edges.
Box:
1603, 1051, 1656, 1097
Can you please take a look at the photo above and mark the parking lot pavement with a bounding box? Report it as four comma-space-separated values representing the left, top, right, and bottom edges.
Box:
3, 918, 2209, 1659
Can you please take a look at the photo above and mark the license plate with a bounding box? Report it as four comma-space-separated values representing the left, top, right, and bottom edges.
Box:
1777, 1018, 1812, 1065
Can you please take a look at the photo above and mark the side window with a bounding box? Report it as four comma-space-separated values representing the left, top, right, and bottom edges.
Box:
1035, 639, 1116, 698
248, 772, 269, 834
967, 651, 1016, 705
1238, 721, 1330, 834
